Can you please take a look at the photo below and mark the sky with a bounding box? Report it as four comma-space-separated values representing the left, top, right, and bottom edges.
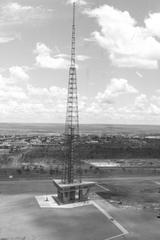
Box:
1, 0, 160, 124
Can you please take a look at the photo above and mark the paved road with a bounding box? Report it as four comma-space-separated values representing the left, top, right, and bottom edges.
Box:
1, 175, 160, 183
85, 176, 160, 182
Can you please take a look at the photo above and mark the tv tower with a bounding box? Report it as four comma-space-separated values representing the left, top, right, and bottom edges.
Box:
53, 1, 95, 204
62, 1, 80, 184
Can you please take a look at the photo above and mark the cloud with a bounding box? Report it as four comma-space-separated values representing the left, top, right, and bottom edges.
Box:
0, 65, 90, 122
2, 64, 160, 123
35, 43, 89, 69
76, 55, 90, 61
84, 91, 160, 124
148, 104, 160, 115
145, 13, 160, 38
9, 66, 29, 81
150, 94, 160, 109
35, 43, 70, 69
0, 2, 52, 44
134, 94, 148, 110
0, 67, 67, 121
1, 66, 160, 123
0, 2, 53, 25
0, 36, 15, 43
110, 55, 158, 69
85, 5, 160, 69
133, 93, 160, 116
0, 31, 21, 44
67, 0, 87, 6
95, 78, 138, 104
55, 53, 89, 61
0, 74, 28, 103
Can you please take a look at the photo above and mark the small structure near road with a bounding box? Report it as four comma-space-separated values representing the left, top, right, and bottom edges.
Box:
53, 179, 95, 204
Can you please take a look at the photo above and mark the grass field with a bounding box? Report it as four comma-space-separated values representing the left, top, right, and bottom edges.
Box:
96, 177, 160, 240
98, 178, 160, 207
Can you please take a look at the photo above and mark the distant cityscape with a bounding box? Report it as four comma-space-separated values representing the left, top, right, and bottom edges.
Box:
0, 128, 160, 153
0, 126, 160, 173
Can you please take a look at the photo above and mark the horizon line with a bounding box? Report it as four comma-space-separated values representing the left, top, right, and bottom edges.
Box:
0, 122, 159, 127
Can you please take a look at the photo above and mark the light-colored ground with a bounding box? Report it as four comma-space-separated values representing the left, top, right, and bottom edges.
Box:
35, 193, 128, 239
36, 194, 92, 208
1, 177, 160, 240
0, 181, 121, 240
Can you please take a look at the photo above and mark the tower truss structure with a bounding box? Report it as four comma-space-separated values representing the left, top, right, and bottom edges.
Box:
62, 1, 80, 184
53, 1, 95, 204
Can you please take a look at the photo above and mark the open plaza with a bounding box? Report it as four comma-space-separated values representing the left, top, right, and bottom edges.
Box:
0, 177, 160, 240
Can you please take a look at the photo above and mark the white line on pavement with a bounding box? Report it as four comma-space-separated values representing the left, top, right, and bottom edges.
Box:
105, 233, 126, 240
96, 184, 110, 192
154, 181, 160, 185
92, 201, 128, 236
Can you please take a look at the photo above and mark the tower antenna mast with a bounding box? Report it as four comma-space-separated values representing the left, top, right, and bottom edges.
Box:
63, 0, 80, 184
53, 1, 95, 204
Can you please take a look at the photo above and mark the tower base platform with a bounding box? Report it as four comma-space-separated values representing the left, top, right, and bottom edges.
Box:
53, 179, 95, 204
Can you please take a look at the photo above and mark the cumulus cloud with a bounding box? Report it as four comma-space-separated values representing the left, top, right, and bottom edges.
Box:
132, 93, 160, 116
150, 93, 160, 110
95, 78, 138, 104
0, 68, 67, 122
35, 43, 89, 69
0, 65, 90, 122
1, 66, 160, 123
145, 13, 160, 38
9, 66, 30, 81
134, 94, 148, 111
35, 43, 70, 69
0, 2, 52, 44
85, 5, 160, 69
148, 104, 160, 115
0, 2, 53, 25
0, 74, 28, 103
84, 92, 160, 124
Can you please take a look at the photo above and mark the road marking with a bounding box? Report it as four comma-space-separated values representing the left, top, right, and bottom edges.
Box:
92, 201, 128, 236
96, 183, 110, 192
104, 233, 126, 240
154, 181, 160, 185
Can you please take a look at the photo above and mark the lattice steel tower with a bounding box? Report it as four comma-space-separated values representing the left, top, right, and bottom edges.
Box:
62, 1, 80, 184
53, 1, 95, 204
